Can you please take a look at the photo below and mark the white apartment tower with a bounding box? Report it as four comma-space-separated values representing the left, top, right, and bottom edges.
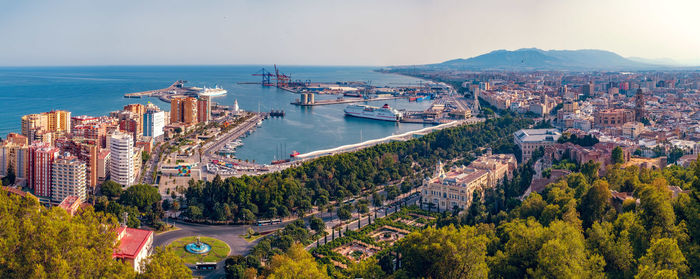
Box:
51, 154, 87, 202
109, 132, 135, 187
143, 105, 165, 138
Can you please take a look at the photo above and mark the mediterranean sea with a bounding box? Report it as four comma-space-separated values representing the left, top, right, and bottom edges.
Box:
0, 66, 434, 163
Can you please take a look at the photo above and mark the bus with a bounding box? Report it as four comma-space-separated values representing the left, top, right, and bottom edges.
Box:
195, 262, 217, 270
256, 219, 282, 226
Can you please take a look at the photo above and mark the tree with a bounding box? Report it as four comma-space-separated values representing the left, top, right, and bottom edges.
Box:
267, 243, 328, 279
356, 199, 369, 215
161, 199, 171, 211
581, 160, 601, 182
611, 146, 625, 164
348, 258, 386, 279
385, 185, 400, 201
185, 205, 203, 220
399, 225, 489, 279
578, 179, 611, 228
141, 151, 150, 164
101, 180, 123, 199
372, 192, 384, 207
309, 216, 325, 232
337, 204, 352, 221
2, 163, 16, 185
138, 247, 191, 279
635, 238, 688, 279
586, 221, 635, 278
0, 190, 135, 278
119, 184, 161, 212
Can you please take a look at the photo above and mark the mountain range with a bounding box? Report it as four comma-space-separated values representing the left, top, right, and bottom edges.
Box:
401, 48, 691, 71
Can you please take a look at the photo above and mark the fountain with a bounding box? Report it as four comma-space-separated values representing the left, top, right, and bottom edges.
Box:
184, 236, 211, 254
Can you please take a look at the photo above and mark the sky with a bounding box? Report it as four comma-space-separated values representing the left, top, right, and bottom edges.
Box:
0, 0, 699, 66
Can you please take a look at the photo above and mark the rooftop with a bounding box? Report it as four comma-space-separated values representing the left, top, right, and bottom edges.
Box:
515, 129, 562, 143
114, 227, 153, 259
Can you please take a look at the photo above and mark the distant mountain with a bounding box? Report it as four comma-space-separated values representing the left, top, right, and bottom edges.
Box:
412, 48, 669, 71
627, 56, 680, 66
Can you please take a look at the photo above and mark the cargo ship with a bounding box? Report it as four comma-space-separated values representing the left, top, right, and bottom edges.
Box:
344, 104, 403, 122
198, 86, 227, 97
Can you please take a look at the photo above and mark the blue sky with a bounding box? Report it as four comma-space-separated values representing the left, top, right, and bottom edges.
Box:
0, 0, 698, 66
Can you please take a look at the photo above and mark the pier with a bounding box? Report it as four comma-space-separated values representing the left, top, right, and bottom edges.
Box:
123, 80, 203, 102
291, 95, 407, 106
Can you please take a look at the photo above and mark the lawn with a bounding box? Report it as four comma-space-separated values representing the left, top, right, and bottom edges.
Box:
168, 236, 230, 265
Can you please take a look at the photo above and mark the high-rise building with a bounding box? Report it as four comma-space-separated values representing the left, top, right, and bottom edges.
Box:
170, 96, 199, 125
182, 97, 198, 124
123, 104, 145, 136
28, 143, 60, 197
0, 138, 28, 180
635, 89, 645, 122
21, 110, 71, 142
109, 132, 135, 187
170, 98, 183, 124
143, 107, 165, 138
582, 82, 594, 97
55, 138, 99, 193
73, 122, 108, 149
46, 110, 71, 134
21, 113, 48, 142
52, 154, 87, 203
197, 96, 211, 123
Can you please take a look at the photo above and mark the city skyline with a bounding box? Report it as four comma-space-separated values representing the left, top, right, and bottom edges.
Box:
1, 0, 699, 67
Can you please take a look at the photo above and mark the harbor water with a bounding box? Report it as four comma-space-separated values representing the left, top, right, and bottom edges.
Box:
0, 66, 434, 164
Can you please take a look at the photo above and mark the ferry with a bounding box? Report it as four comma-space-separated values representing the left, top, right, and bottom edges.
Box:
198, 86, 227, 97
344, 104, 403, 122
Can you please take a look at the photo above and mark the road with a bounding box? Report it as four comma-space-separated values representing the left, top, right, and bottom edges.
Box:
154, 218, 289, 278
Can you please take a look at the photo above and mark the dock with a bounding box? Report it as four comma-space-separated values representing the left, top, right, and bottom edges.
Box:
291, 96, 407, 106
123, 80, 201, 102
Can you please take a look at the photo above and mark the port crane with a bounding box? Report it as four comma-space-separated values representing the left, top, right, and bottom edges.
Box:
250, 65, 294, 87
274, 64, 291, 87
252, 68, 274, 86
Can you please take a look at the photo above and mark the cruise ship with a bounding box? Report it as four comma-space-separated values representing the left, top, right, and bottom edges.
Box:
198, 86, 227, 97
344, 104, 403, 122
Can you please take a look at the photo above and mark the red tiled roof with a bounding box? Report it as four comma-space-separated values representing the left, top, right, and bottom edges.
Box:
2, 186, 32, 198
113, 227, 153, 259
58, 196, 82, 215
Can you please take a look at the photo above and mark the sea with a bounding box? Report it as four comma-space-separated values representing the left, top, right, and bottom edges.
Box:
0, 66, 434, 164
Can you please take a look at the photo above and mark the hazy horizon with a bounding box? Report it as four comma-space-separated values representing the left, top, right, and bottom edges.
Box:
1, 0, 699, 67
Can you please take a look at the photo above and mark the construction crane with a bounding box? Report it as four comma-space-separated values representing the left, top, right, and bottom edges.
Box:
274, 64, 291, 87
252, 68, 274, 86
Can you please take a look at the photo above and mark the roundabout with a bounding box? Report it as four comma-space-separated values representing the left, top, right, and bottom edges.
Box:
168, 236, 230, 265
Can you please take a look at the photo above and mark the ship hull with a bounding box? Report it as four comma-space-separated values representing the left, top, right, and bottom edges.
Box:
344, 111, 400, 122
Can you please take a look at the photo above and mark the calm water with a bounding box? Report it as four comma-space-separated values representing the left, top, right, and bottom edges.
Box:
0, 66, 433, 163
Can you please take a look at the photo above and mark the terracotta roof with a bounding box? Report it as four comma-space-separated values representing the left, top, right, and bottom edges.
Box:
113, 227, 153, 259
2, 186, 32, 198
57, 196, 82, 215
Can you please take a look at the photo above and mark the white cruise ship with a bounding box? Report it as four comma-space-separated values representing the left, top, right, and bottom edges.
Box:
198, 85, 227, 97
344, 104, 403, 122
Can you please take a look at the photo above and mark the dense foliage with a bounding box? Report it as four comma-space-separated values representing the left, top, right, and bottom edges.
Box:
94, 182, 165, 229
0, 190, 190, 278
557, 132, 600, 147
385, 158, 700, 279
182, 116, 531, 222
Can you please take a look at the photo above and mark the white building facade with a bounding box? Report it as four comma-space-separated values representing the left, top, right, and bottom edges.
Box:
109, 132, 135, 187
